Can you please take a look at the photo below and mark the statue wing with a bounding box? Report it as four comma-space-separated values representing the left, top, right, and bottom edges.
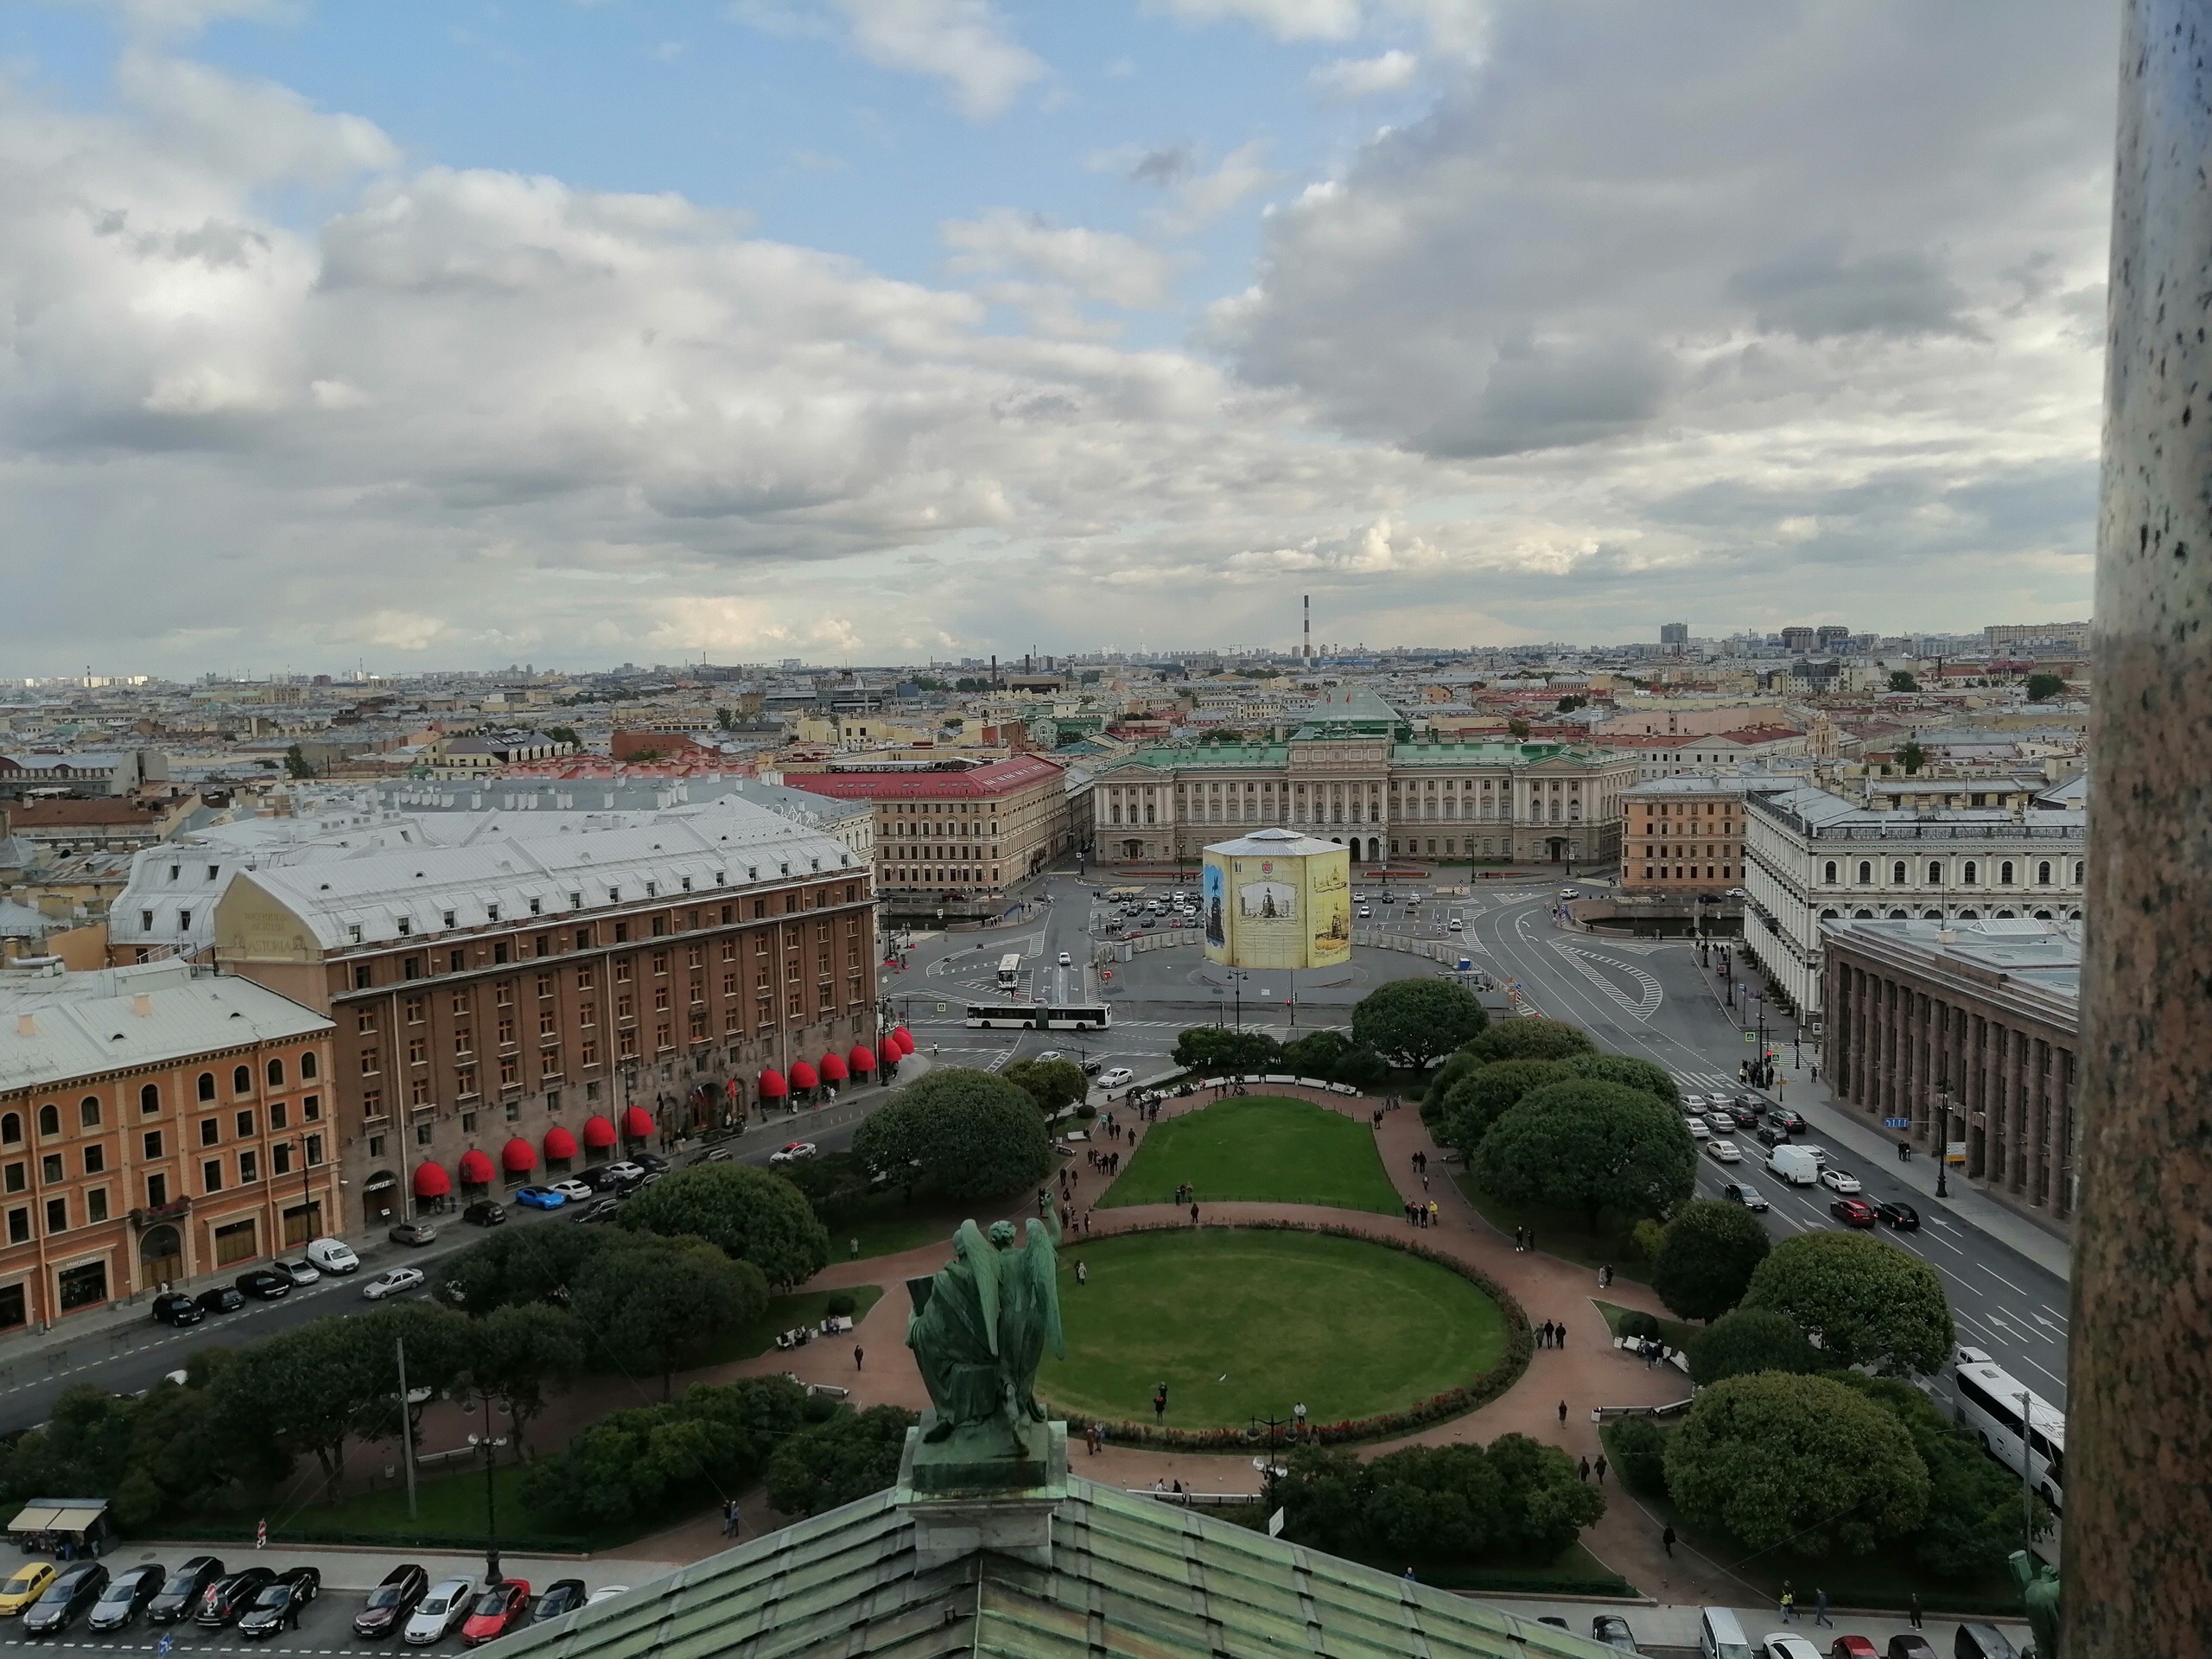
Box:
957, 1220, 1003, 1356
1025, 1217, 1065, 1361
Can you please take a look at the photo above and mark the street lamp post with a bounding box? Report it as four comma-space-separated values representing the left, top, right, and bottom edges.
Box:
1934, 1086, 1952, 1199
459, 1392, 509, 1584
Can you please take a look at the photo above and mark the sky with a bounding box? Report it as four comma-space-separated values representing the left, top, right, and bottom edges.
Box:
0, 0, 2120, 676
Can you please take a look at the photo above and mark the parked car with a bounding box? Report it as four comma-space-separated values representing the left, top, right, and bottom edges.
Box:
1885, 1639, 1940, 1659
574, 1198, 623, 1224
1827, 1638, 1878, 1659
237, 1568, 320, 1640
530, 1580, 588, 1624
1098, 1067, 1134, 1090
1817, 1166, 1863, 1194
1765, 1145, 1820, 1185
584, 1587, 629, 1607
235, 1268, 292, 1300
194, 1285, 245, 1316
1592, 1611, 1643, 1652
353, 1565, 430, 1639
460, 1580, 532, 1647
549, 1179, 594, 1203
1705, 1139, 1743, 1163
403, 1580, 479, 1646
0, 1564, 58, 1620
514, 1185, 567, 1211
389, 1219, 438, 1245
86, 1564, 164, 1633
1761, 1637, 1823, 1659
146, 1559, 223, 1625
1878, 1200, 1920, 1230
631, 1154, 670, 1174
196, 1568, 276, 1629
769, 1142, 817, 1166
1830, 1196, 1878, 1228
276, 1258, 321, 1287
305, 1236, 360, 1274
1722, 1181, 1770, 1212
1951, 1624, 2019, 1659
462, 1200, 508, 1226
151, 1292, 204, 1328
363, 1266, 426, 1300
23, 1563, 109, 1636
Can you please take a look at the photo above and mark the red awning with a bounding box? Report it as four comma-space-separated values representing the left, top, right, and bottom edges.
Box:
758, 1068, 789, 1097
819, 1052, 849, 1083
501, 1137, 537, 1173
582, 1114, 617, 1148
543, 1126, 579, 1160
847, 1044, 875, 1073
788, 1060, 820, 1090
622, 1106, 655, 1139
412, 1161, 452, 1199
878, 1039, 902, 1069
892, 1025, 915, 1055
458, 1149, 495, 1185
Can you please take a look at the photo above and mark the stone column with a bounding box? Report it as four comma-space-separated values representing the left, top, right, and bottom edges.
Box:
2068, 4, 2212, 1651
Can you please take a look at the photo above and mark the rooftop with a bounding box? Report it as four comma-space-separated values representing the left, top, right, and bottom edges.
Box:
1821, 916, 2081, 1024
0, 959, 331, 1094
785, 755, 1066, 801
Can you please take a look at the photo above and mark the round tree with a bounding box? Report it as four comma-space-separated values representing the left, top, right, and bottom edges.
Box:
851, 1067, 1054, 1202
1688, 1307, 1826, 1386
1663, 1372, 1930, 1555
1002, 1058, 1089, 1116
618, 1164, 830, 1289
1560, 1052, 1681, 1108
1740, 1230, 1955, 1376
1423, 1048, 1484, 1110
1438, 1059, 1570, 1156
1471, 1080, 1696, 1229
1350, 980, 1488, 1071
1651, 1200, 1772, 1322
1465, 1017, 1596, 1066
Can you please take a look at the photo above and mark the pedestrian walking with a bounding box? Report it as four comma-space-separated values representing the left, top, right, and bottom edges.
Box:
1557, 1399, 1567, 1426
849, 1236, 861, 1259
1661, 1524, 1675, 1558
1427, 1199, 1438, 1225
1154, 1383, 1168, 1423
1526, 1229, 1536, 1254
1189, 1201, 1200, 1225
1779, 1583, 1796, 1622
1907, 1592, 1923, 1630
1556, 1322, 1566, 1349
855, 1344, 865, 1371
1578, 1456, 1591, 1483
1593, 1454, 1606, 1484
1813, 1590, 1830, 1628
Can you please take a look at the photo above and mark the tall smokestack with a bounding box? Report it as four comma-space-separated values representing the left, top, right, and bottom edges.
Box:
1304, 594, 1311, 660
990, 653, 998, 690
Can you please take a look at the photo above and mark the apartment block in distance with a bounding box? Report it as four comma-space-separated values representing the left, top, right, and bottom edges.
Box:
0, 958, 336, 1333
213, 803, 876, 1233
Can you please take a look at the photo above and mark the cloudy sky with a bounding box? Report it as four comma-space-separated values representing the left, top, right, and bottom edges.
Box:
0, 1, 2118, 676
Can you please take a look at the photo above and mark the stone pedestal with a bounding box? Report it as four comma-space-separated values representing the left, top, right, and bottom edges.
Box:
893, 1414, 1068, 1570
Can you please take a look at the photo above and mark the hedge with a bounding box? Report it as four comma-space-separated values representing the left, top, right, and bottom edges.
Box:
1049, 1218, 1532, 1451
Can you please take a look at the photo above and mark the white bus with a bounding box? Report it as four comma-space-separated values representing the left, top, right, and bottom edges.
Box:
1953, 1346, 2064, 1514
965, 1002, 1112, 1032
996, 954, 1022, 988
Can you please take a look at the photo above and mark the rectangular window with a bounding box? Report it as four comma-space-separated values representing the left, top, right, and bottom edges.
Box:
270, 1102, 286, 1131
455, 1069, 477, 1098
302, 1094, 320, 1122
367, 1134, 386, 1160
272, 1142, 292, 1176
2, 1163, 20, 1194
145, 1172, 167, 1209
238, 1149, 258, 1184
361, 1047, 381, 1075
79, 1096, 101, 1128
5, 1209, 26, 1245
235, 1109, 254, 1138
200, 1117, 219, 1147
357, 1009, 378, 1034
353, 963, 374, 990
143, 1130, 162, 1160
41, 1154, 63, 1184
56, 1259, 108, 1311
45, 1196, 66, 1233
86, 1187, 108, 1224
306, 1133, 324, 1166
82, 1144, 104, 1175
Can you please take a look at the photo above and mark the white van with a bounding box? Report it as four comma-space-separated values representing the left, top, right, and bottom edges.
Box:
305, 1236, 361, 1274
1697, 1605, 1753, 1659
1764, 1145, 1820, 1186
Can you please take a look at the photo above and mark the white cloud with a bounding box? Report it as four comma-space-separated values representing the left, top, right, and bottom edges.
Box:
1143, 0, 1364, 41
941, 209, 1179, 308
830, 0, 1046, 118
1311, 48, 1419, 99
1153, 141, 1277, 235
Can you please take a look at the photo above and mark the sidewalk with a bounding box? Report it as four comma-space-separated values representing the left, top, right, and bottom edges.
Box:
1468, 1596, 2028, 1654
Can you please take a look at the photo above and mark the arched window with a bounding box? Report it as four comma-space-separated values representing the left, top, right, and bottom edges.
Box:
197, 1072, 216, 1103
2073, 861, 2085, 884
1891, 861, 1906, 885
1923, 908, 1943, 919
1927, 861, 1942, 885
79, 1096, 100, 1128
1996, 908, 2017, 919
0, 1112, 19, 1145
1853, 907, 1875, 919
1958, 907, 1980, 919
1889, 908, 1909, 919
300, 1052, 319, 1081
139, 1083, 160, 1113
1823, 860, 1839, 883
266, 1058, 285, 1089
1999, 861, 2016, 886
1857, 861, 1872, 885
232, 1065, 252, 1095
37, 1103, 60, 1136
2033, 908, 2053, 920
2037, 861, 2052, 886
1962, 861, 1979, 885
1820, 908, 1840, 920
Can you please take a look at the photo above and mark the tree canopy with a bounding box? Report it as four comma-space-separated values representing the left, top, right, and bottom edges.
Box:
850, 1067, 1054, 1202
1687, 1306, 1826, 1387
1664, 1372, 1931, 1555
522, 1378, 814, 1530
1651, 1200, 1772, 1323
1471, 1079, 1696, 1228
2025, 672, 2065, 702
1350, 979, 1488, 1070
1839, 1376, 2052, 1580
619, 1164, 830, 1289
1465, 1017, 1596, 1067
1559, 1052, 1680, 1108
1888, 669, 1920, 692
766, 1405, 919, 1516
1002, 1058, 1090, 1116
571, 1236, 768, 1396
1281, 1434, 1605, 1565
1172, 1027, 1282, 1075
1741, 1230, 1954, 1376
1437, 1059, 1570, 1157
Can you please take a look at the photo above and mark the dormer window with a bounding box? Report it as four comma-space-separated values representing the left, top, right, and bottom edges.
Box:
523, 899, 535, 916
714, 870, 726, 885
348, 925, 363, 944
569, 892, 582, 908
396, 916, 412, 935
168, 865, 180, 882
442, 911, 457, 929
608, 887, 620, 904
645, 880, 657, 898
680, 876, 692, 892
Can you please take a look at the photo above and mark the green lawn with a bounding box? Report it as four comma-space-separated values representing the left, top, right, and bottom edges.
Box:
235, 1462, 597, 1552
821, 1189, 1009, 1261
1452, 1172, 1652, 1281
686, 1285, 885, 1369
1039, 1229, 1505, 1429
1101, 1096, 1400, 1214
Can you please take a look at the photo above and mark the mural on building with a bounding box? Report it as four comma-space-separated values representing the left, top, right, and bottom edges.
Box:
1201, 830, 1351, 971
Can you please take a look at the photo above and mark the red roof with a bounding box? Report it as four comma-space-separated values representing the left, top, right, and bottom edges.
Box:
758, 1068, 789, 1096
622, 1106, 655, 1138
784, 754, 1064, 802
501, 1137, 537, 1173
582, 1114, 617, 1148
543, 1126, 578, 1160
412, 1161, 451, 1199
458, 1149, 495, 1185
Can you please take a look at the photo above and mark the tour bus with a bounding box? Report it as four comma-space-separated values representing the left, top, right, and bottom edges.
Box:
965, 1002, 1112, 1032
996, 954, 1022, 988
1953, 1345, 2064, 1514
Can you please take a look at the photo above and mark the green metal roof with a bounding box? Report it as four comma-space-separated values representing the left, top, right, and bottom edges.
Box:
1096, 740, 1623, 775
499, 1477, 1622, 1659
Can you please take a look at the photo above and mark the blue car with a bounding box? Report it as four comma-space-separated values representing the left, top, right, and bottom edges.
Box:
512, 1185, 566, 1211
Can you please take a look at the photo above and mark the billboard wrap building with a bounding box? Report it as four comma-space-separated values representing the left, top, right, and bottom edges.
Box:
1201, 828, 1351, 971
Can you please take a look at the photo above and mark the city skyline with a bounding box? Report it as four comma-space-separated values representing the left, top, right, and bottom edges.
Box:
1, 1, 2113, 675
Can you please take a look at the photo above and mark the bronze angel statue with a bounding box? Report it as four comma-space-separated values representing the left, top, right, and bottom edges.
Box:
906, 1212, 1065, 1442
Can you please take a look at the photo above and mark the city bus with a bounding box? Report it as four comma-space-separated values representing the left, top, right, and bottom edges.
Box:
1953, 1346, 2064, 1514
996, 954, 1022, 988
964, 1002, 1112, 1032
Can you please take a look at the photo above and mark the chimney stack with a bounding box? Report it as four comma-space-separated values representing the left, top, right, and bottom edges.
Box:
1303, 594, 1311, 661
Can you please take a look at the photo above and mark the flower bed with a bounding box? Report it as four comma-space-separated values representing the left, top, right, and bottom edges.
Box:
1050, 1217, 1532, 1451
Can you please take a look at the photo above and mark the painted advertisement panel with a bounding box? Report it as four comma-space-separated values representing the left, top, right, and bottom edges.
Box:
1201, 840, 1351, 969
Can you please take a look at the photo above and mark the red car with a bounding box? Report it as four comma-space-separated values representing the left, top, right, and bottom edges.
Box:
1829, 1639, 1879, 1659
1830, 1196, 1878, 1227
459, 1581, 531, 1647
